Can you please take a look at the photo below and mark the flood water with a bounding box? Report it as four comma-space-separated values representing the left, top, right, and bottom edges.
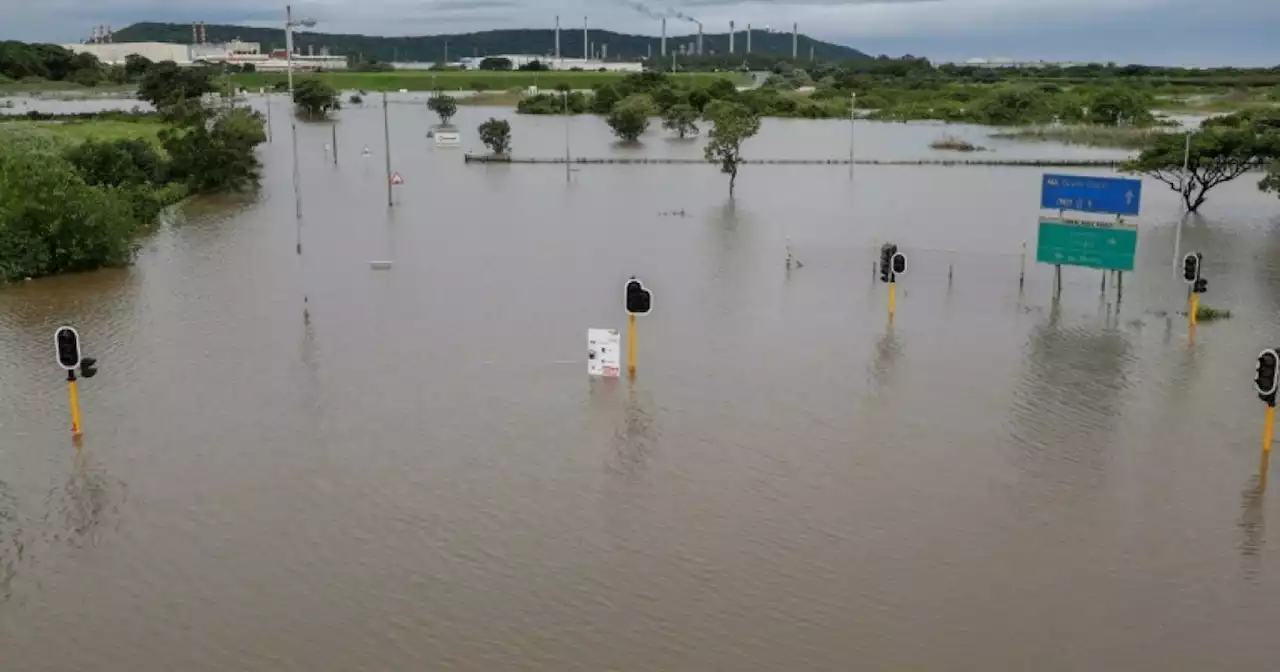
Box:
3, 96, 1280, 670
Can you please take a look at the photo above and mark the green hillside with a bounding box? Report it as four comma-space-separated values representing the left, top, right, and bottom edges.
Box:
111, 23, 870, 63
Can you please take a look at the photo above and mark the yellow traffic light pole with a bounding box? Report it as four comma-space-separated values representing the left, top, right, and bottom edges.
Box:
888, 278, 896, 322
68, 372, 83, 436
627, 313, 637, 379
1264, 405, 1275, 455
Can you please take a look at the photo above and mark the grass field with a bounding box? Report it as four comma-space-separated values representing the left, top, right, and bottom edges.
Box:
229, 69, 748, 92
0, 118, 164, 144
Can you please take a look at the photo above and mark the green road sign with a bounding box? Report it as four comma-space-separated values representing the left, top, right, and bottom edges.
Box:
1036, 216, 1138, 271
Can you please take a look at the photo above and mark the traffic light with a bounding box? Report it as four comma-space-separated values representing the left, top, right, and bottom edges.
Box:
1256, 349, 1278, 405
55, 326, 81, 370
879, 243, 897, 283
1182, 253, 1201, 283
625, 277, 652, 315
80, 357, 98, 379
891, 252, 907, 276
1194, 277, 1208, 294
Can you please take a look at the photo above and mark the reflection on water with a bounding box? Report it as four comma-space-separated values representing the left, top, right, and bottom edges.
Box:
607, 382, 659, 482
1241, 451, 1270, 563
0, 478, 19, 602
44, 445, 125, 549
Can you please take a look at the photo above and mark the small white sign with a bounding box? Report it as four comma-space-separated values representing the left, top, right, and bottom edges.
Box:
587, 328, 621, 377
434, 131, 461, 147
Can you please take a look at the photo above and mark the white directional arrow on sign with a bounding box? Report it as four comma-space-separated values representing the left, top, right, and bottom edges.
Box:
1125, 190, 1134, 206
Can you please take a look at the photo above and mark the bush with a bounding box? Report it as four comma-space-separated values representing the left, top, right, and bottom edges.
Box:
606, 94, 654, 142
478, 118, 511, 155
0, 145, 140, 282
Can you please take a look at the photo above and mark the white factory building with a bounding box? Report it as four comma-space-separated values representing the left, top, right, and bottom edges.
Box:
63, 41, 347, 71
454, 55, 643, 72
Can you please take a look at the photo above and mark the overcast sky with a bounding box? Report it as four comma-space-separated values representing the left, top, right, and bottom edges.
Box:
1, 0, 1276, 66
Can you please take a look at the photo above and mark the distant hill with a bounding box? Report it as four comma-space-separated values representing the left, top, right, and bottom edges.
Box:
111, 23, 870, 63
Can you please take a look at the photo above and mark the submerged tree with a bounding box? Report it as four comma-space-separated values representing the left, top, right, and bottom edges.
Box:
606, 94, 654, 142
427, 93, 457, 126
662, 103, 699, 139
478, 118, 511, 155
292, 78, 340, 119
703, 101, 760, 197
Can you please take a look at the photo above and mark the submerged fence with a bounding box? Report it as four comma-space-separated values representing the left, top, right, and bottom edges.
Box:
463, 155, 1125, 168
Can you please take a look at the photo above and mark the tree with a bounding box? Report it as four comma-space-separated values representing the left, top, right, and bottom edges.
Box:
162, 108, 267, 193
137, 61, 214, 110
976, 86, 1052, 125
1262, 162, 1280, 200
606, 94, 654, 142
123, 53, 153, 79
662, 103, 699, 138
518, 59, 548, 71
590, 84, 621, 114
1087, 87, 1154, 126
479, 57, 513, 70
1124, 127, 1280, 212
703, 101, 760, 197
427, 93, 458, 125
293, 78, 339, 119
478, 118, 511, 155
0, 143, 139, 282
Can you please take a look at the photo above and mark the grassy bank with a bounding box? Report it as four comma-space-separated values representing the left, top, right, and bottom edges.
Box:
2, 118, 165, 144
989, 125, 1172, 149
228, 70, 748, 93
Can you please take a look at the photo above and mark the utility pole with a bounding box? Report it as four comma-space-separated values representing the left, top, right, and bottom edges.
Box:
583, 16, 588, 60
383, 91, 393, 207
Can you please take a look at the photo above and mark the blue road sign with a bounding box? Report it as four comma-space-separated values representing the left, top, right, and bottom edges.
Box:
1040, 174, 1142, 217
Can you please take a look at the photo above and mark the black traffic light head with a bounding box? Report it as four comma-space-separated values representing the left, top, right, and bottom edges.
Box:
1182, 252, 1201, 283
54, 326, 81, 370
891, 253, 907, 276
80, 357, 98, 379
1256, 348, 1279, 404
1194, 277, 1208, 294
625, 277, 652, 315
879, 243, 897, 283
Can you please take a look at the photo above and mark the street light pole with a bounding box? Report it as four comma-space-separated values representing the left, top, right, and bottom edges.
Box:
285, 5, 317, 255
848, 92, 856, 179
1172, 129, 1195, 278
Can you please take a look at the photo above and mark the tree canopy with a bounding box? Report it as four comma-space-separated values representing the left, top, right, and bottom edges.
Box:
428, 94, 458, 126
703, 101, 761, 197
662, 103, 699, 139
478, 118, 511, 155
293, 78, 340, 119
1124, 115, 1280, 212
606, 94, 654, 142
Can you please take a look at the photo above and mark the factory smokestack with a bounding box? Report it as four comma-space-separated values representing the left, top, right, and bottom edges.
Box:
106, 25, 113, 43
792, 22, 798, 59
583, 16, 588, 60
555, 15, 560, 60
746, 24, 752, 53
697, 22, 703, 56
661, 17, 666, 57
191, 22, 198, 45
729, 21, 734, 54
199, 22, 206, 45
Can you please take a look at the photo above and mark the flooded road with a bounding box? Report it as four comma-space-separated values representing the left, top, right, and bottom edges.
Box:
3, 98, 1280, 670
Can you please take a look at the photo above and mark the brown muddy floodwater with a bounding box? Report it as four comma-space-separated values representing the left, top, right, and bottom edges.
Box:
3, 97, 1280, 671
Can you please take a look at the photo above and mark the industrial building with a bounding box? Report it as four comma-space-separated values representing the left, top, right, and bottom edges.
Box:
63, 40, 347, 71
455, 55, 642, 72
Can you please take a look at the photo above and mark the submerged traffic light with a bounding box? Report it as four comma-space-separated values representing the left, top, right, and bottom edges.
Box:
879, 243, 897, 283
1257, 349, 1278, 406
80, 357, 98, 379
55, 326, 81, 370
891, 252, 907, 276
1182, 252, 1202, 283
1194, 277, 1208, 294
625, 277, 652, 315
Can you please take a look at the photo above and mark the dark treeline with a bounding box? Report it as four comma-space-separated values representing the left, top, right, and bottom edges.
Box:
0, 40, 126, 85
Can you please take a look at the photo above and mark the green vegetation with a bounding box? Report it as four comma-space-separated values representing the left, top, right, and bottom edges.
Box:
478, 118, 511, 156
1195, 305, 1233, 322
292, 78, 340, 119
427, 93, 458, 125
930, 135, 984, 152
227, 70, 746, 93
1124, 109, 1280, 212
0, 60, 266, 282
989, 125, 1171, 149
703, 101, 762, 197
662, 103, 699, 139
0, 40, 125, 89
606, 94, 654, 142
